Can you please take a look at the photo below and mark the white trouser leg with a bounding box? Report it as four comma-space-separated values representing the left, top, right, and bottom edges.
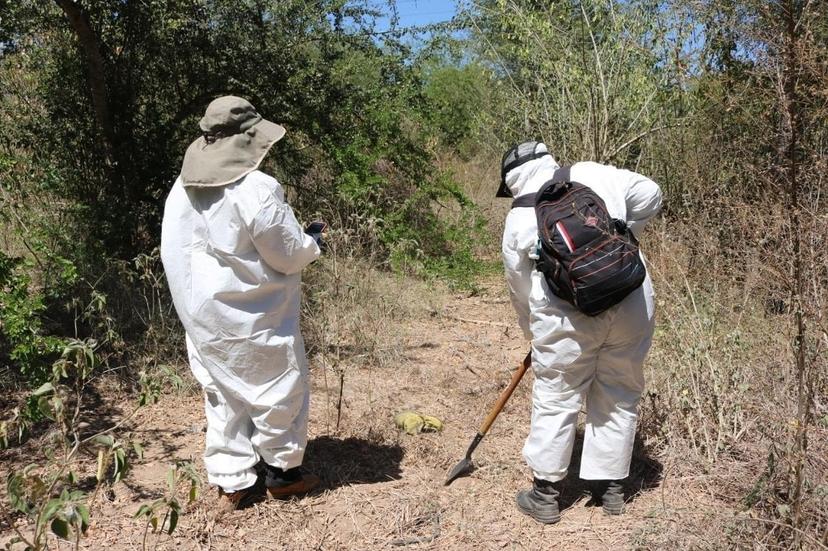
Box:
249, 370, 309, 469
202, 385, 260, 491
524, 371, 591, 482
523, 279, 605, 482
186, 334, 258, 492
580, 278, 655, 480
249, 335, 311, 470
579, 350, 645, 480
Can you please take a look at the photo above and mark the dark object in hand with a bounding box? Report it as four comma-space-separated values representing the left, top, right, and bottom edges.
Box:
304, 221, 327, 235
304, 221, 327, 251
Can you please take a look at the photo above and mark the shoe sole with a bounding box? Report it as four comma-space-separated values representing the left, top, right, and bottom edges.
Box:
602, 503, 625, 516
515, 496, 561, 524
267, 474, 320, 499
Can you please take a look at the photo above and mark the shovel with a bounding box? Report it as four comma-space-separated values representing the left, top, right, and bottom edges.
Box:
444, 351, 532, 486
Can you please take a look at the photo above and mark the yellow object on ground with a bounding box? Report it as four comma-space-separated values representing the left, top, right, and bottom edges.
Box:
394, 411, 444, 435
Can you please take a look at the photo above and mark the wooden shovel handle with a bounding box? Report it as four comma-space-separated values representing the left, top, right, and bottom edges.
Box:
478, 351, 532, 435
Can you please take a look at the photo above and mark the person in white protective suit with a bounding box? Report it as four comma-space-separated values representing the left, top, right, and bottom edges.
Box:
160, 96, 323, 510
498, 141, 662, 524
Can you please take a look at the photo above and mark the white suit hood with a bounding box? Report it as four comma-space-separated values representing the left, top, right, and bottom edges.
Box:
504, 155, 561, 198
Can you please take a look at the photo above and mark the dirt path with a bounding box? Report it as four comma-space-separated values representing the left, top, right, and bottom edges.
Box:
1, 277, 713, 550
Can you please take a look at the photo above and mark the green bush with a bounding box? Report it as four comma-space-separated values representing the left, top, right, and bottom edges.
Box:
0, 1, 487, 297
0, 252, 68, 386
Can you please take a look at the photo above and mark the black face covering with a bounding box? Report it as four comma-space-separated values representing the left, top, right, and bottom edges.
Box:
497, 141, 551, 198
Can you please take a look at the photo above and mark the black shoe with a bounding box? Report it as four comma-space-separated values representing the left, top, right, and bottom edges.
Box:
265, 466, 301, 486
592, 480, 626, 515
515, 478, 561, 524
217, 478, 265, 511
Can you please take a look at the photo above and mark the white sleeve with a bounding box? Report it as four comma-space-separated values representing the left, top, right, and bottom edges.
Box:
502, 212, 537, 340
249, 198, 320, 275
618, 168, 662, 239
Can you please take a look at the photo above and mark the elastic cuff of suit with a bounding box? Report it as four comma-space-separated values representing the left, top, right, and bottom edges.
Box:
531, 470, 567, 483
578, 468, 630, 481
259, 452, 304, 471
525, 456, 568, 483
208, 469, 258, 492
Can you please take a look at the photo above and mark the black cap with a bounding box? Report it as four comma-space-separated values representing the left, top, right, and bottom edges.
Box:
497, 141, 551, 198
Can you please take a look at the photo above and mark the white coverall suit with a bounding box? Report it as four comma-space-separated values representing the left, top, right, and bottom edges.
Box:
502, 156, 662, 482
161, 170, 320, 491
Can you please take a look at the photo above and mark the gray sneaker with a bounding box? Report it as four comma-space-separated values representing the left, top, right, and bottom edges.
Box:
515, 479, 561, 524
593, 480, 625, 515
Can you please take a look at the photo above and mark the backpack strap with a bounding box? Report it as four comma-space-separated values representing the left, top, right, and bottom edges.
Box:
511, 193, 537, 208
510, 166, 572, 209
551, 165, 571, 185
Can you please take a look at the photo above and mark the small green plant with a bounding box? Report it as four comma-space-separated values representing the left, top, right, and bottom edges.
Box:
138, 365, 186, 407
2, 339, 153, 551
6, 470, 90, 550
134, 461, 200, 551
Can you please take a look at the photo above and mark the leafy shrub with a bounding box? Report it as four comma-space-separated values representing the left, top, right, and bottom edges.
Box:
3, 337, 194, 550
0, 251, 68, 386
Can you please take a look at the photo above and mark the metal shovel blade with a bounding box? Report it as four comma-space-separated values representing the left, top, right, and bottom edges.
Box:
444, 433, 484, 486
444, 457, 473, 486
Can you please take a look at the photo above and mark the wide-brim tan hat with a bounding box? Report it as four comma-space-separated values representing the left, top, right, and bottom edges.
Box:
181, 96, 286, 188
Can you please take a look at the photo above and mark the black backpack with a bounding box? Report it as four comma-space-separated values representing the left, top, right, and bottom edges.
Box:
512, 166, 646, 316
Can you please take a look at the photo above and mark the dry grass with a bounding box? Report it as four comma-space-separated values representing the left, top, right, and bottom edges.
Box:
0, 274, 686, 551
2, 161, 826, 549
635, 217, 828, 549
2, 249, 824, 548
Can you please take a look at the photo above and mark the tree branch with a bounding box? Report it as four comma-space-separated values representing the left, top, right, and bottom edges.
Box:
607, 122, 690, 160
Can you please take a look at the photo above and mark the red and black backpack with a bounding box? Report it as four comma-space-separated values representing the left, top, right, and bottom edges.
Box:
512, 166, 646, 316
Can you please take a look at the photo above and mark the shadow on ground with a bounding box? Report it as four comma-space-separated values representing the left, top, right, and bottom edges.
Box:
304, 435, 404, 490
557, 431, 663, 510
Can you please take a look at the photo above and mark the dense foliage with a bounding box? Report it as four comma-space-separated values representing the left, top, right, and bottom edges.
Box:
0, 0, 485, 388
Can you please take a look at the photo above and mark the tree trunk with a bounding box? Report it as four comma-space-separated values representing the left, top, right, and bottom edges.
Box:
780, 0, 809, 546
52, 0, 115, 161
